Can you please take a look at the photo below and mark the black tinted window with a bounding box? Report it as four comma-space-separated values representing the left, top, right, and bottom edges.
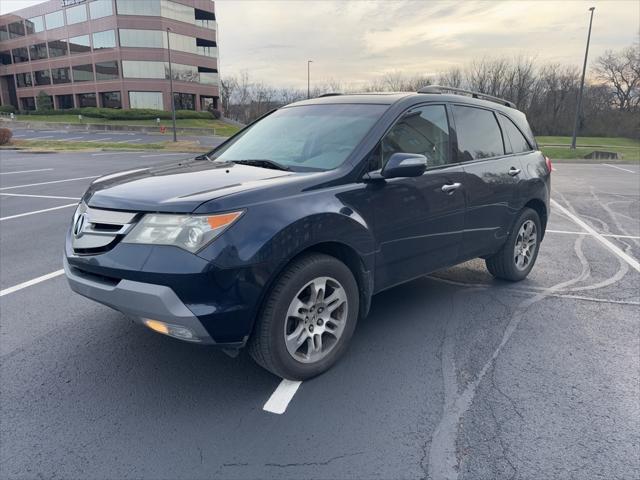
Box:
378, 105, 451, 169
499, 114, 531, 154
453, 106, 504, 161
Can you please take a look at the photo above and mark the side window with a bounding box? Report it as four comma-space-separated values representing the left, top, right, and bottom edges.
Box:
377, 105, 451, 170
452, 105, 504, 161
499, 114, 532, 154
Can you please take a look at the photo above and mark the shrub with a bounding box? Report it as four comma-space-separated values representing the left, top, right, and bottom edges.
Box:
0, 105, 16, 114
0, 127, 13, 145
210, 109, 222, 119
36, 91, 53, 111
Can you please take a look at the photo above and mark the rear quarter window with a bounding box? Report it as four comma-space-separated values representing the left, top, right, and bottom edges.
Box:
452, 105, 504, 161
499, 114, 532, 154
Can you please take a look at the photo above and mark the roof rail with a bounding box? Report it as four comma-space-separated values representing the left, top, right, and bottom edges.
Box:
417, 85, 516, 108
318, 93, 343, 98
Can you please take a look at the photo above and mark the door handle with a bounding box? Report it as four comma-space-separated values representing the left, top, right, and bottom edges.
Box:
508, 167, 522, 176
441, 182, 461, 194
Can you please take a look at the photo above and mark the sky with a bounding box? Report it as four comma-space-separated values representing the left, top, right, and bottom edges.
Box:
2, 0, 638, 88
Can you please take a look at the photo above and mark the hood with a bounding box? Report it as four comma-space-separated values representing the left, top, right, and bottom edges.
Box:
85, 160, 295, 212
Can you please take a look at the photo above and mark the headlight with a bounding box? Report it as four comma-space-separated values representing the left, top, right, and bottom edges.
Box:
123, 211, 243, 253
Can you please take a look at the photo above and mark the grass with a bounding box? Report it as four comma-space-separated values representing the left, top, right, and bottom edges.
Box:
4, 139, 208, 153
14, 114, 241, 137
537, 136, 639, 162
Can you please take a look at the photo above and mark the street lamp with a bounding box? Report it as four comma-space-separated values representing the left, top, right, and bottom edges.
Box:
166, 27, 177, 142
307, 60, 313, 99
570, 7, 595, 150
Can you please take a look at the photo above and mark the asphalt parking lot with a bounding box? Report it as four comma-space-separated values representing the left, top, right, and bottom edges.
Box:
1, 150, 638, 480
9, 127, 226, 147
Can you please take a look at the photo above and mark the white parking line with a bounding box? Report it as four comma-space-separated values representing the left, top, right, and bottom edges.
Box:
0, 168, 53, 175
0, 269, 64, 297
30, 135, 54, 139
115, 139, 142, 144
546, 229, 640, 240
551, 199, 640, 273
0, 175, 97, 191
0, 203, 77, 221
263, 379, 302, 414
91, 152, 138, 156
0, 193, 81, 200
601, 164, 636, 174
12, 134, 26, 138
140, 153, 189, 158
84, 138, 112, 143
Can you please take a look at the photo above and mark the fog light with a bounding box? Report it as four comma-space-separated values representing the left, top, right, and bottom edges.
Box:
143, 319, 200, 342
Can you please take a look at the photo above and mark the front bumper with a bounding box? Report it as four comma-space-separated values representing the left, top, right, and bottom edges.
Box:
64, 257, 216, 344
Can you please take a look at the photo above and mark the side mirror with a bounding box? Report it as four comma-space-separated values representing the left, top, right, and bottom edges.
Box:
381, 153, 427, 179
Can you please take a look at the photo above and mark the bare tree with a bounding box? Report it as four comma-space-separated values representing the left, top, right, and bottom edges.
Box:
594, 44, 640, 111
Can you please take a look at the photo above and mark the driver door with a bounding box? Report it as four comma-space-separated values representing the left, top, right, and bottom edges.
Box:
367, 104, 466, 291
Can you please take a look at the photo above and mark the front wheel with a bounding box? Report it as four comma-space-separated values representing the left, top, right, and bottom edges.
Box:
249, 253, 359, 380
485, 208, 542, 281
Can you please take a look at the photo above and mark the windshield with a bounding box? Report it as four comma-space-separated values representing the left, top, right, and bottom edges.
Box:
211, 104, 387, 172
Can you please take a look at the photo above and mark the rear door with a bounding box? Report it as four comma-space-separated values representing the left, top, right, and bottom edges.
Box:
452, 104, 525, 259
367, 104, 466, 291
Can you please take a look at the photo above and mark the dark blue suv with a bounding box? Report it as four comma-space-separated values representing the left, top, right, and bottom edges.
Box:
65, 86, 551, 379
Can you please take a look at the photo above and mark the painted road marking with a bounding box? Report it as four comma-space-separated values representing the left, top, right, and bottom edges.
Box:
0, 176, 97, 191
0, 193, 81, 200
91, 151, 138, 156
551, 199, 640, 273
115, 139, 142, 144
0, 269, 65, 297
0, 168, 53, 175
84, 138, 112, 143
263, 379, 302, 414
601, 164, 636, 174
546, 229, 640, 240
0, 203, 77, 221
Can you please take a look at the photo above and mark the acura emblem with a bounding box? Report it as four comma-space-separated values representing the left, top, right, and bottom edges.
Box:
73, 213, 87, 238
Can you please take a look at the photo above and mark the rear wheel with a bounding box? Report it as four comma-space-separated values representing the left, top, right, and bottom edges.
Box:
249, 253, 359, 380
485, 208, 541, 281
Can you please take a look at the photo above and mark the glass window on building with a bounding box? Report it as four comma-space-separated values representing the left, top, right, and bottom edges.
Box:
12, 47, 29, 63
56, 94, 74, 109
26, 16, 45, 34
69, 35, 91, 55
162, 0, 194, 24
170, 63, 198, 82
34, 69, 52, 86
100, 91, 122, 108
90, 0, 114, 19
77, 93, 97, 107
21, 97, 36, 111
129, 91, 163, 110
195, 8, 216, 29
45, 11, 65, 30
116, 0, 161, 16
95, 61, 119, 80
92, 30, 116, 49
52, 67, 72, 84
0, 51, 12, 65
29, 43, 48, 61
173, 92, 195, 110
72, 64, 94, 82
196, 38, 217, 58
122, 60, 165, 79
8, 21, 25, 38
66, 4, 88, 25
16, 72, 33, 88
118, 29, 164, 48
0, 25, 8, 41
48, 39, 68, 57
167, 31, 197, 54
198, 67, 218, 85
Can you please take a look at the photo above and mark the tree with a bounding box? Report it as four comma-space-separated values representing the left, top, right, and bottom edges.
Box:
36, 91, 53, 111
594, 44, 640, 111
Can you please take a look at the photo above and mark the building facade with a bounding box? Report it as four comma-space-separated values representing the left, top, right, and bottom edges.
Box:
0, 0, 219, 112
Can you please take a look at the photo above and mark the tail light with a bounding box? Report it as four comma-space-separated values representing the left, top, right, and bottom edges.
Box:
545, 156, 553, 173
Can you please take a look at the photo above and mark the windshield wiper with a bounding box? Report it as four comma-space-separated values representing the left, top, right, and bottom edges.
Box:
231, 159, 291, 171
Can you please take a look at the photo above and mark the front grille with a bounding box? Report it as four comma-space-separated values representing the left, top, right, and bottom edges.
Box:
72, 204, 138, 255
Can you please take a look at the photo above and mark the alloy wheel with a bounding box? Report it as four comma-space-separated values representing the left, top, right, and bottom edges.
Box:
514, 219, 537, 270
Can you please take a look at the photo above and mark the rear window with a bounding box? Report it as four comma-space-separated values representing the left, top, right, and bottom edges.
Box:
499, 114, 532, 154
452, 105, 504, 161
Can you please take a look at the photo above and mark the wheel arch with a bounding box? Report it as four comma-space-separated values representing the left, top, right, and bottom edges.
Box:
523, 198, 548, 239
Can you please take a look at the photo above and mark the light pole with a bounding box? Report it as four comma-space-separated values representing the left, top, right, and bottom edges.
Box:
307, 60, 313, 99
570, 7, 595, 150
166, 27, 177, 142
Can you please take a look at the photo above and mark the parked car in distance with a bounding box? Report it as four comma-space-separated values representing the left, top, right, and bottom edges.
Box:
64, 86, 551, 380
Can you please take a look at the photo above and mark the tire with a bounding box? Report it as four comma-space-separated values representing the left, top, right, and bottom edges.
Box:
248, 253, 359, 380
485, 208, 542, 282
